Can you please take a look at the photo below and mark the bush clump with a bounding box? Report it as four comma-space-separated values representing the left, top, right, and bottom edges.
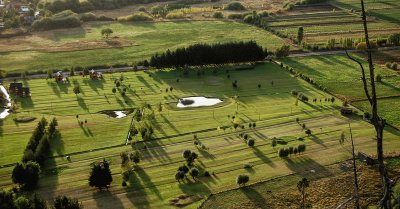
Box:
32, 10, 81, 31
213, 11, 223, 18
118, 12, 153, 22
224, 2, 245, 11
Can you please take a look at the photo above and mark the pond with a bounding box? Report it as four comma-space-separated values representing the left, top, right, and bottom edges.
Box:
0, 85, 11, 119
99, 109, 132, 118
177, 96, 223, 108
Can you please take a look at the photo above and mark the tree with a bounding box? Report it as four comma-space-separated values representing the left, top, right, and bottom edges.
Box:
297, 26, 304, 44
70, 68, 75, 76
101, 28, 113, 38
345, 1, 392, 208
236, 174, 249, 186
178, 165, 189, 174
53, 195, 83, 209
305, 129, 312, 136
175, 171, 185, 182
129, 151, 140, 164
112, 87, 116, 94
247, 139, 255, 147
182, 150, 192, 159
189, 168, 199, 180
12, 161, 41, 190
88, 160, 113, 190
0, 189, 17, 209
275, 45, 290, 58
340, 131, 345, 145
73, 86, 80, 95
297, 177, 310, 209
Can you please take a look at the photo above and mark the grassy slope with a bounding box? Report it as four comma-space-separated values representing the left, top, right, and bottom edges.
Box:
0, 21, 286, 73
0, 62, 399, 208
282, 54, 400, 128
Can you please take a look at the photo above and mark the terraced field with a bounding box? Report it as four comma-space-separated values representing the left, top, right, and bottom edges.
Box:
333, 0, 400, 23
264, 9, 399, 45
1, 61, 399, 208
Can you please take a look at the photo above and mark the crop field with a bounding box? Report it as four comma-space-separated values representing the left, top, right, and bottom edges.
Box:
1, 62, 400, 208
282, 54, 400, 128
0, 21, 286, 73
333, 0, 400, 23
264, 9, 400, 44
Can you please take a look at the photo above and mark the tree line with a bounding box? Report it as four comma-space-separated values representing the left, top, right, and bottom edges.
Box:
13, 117, 58, 191
149, 41, 266, 67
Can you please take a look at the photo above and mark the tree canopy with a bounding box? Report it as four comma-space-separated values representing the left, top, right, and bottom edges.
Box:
89, 160, 113, 189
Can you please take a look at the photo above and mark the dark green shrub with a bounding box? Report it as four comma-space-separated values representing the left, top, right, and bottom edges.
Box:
224, 2, 245, 11
32, 10, 81, 31
118, 12, 153, 22
213, 11, 223, 18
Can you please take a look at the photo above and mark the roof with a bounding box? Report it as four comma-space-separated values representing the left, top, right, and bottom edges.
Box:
9, 83, 23, 88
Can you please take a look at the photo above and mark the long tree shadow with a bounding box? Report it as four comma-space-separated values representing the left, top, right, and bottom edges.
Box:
252, 147, 276, 168
49, 130, 65, 156
160, 113, 180, 134
83, 79, 104, 95
308, 134, 327, 148
239, 187, 269, 208
143, 140, 172, 163
135, 167, 162, 199
77, 96, 88, 111
92, 190, 124, 209
19, 97, 34, 109
124, 168, 151, 209
137, 76, 156, 93
177, 179, 211, 198
284, 157, 331, 178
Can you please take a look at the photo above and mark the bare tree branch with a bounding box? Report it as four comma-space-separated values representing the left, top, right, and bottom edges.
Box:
344, 50, 372, 105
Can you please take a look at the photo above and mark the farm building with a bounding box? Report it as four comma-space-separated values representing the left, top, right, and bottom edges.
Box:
90, 69, 103, 79
9, 82, 30, 97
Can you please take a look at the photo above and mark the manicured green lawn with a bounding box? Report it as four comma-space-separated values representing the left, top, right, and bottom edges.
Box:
0, 21, 286, 73
0, 62, 399, 208
282, 54, 400, 128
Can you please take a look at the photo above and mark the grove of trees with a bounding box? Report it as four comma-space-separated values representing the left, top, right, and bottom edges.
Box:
149, 41, 265, 67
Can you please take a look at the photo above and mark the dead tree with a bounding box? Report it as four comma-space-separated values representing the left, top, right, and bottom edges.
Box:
345, 0, 393, 208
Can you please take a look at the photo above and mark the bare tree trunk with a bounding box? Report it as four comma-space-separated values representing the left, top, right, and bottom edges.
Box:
349, 123, 360, 209
345, 1, 392, 208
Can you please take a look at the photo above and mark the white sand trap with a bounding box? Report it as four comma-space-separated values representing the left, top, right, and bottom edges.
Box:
177, 96, 222, 108
114, 111, 127, 118
0, 85, 11, 119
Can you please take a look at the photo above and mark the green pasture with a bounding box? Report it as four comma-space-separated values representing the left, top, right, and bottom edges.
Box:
282, 54, 400, 127
0, 61, 399, 208
0, 21, 286, 73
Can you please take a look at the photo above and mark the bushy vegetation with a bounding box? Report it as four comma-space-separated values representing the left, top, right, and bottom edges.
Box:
224, 2, 245, 11
80, 12, 114, 22
117, 12, 153, 22
43, 0, 168, 13
150, 41, 265, 67
213, 11, 224, 19
275, 45, 290, 58
32, 10, 81, 31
